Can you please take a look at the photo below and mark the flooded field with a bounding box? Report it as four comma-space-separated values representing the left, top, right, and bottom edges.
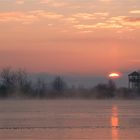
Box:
0, 100, 139, 140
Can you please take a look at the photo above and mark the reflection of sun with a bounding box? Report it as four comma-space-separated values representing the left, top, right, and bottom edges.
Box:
111, 106, 119, 126
111, 116, 119, 127
111, 106, 119, 140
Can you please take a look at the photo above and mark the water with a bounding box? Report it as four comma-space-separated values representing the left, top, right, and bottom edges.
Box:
0, 100, 139, 140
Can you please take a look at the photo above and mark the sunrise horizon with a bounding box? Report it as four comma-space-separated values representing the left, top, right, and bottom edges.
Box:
0, 1, 140, 140
0, 0, 140, 76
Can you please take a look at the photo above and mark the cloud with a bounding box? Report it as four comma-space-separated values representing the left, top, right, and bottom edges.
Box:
0, 10, 64, 24
0, 8, 139, 33
94, 12, 109, 16
107, 16, 140, 27
74, 23, 122, 30
73, 13, 96, 20
0, 12, 37, 24
39, 0, 68, 7
39, 0, 85, 9
63, 17, 79, 24
124, 17, 140, 22
73, 12, 109, 20
123, 17, 140, 26
130, 10, 140, 14
29, 10, 64, 19
74, 15, 140, 31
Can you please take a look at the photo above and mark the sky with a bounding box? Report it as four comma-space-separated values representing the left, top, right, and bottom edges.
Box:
0, 0, 140, 77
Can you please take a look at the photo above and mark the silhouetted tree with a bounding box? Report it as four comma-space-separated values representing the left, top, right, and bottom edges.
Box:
15, 69, 33, 97
52, 77, 66, 92
0, 67, 17, 97
94, 80, 116, 99
0, 67, 139, 99
94, 83, 109, 99
117, 87, 135, 99
0, 85, 8, 98
107, 79, 116, 97
35, 78, 47, 98
0, 67, 33, 97
51, 76, 67, 97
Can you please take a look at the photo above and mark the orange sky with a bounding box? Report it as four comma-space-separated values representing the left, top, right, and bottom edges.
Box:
0, 0, 140, 76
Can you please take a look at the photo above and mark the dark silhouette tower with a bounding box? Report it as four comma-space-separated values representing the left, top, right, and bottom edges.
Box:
128, 71, 140, 89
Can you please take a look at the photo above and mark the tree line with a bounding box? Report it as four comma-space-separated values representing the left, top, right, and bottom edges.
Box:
0, 67, 139, 99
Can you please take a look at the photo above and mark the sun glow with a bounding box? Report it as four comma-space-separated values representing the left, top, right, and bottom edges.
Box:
109, 72, 120, 78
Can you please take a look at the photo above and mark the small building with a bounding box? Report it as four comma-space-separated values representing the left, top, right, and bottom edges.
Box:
128, 71, 140, 89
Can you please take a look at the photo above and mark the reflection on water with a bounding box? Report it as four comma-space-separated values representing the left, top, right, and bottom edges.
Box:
111, 105, 119, 140
0, 100, 139, 140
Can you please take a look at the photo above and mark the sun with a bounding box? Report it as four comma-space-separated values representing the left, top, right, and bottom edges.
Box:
109, 72, 120, 79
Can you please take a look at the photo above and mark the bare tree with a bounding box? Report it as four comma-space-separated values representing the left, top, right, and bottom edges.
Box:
0, 67, 32, 97
0, 67, 17, 96
35, 78, 47, 98
51, 76, 67, 98
52, 76, 66, 92
94, 80, 116, 99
